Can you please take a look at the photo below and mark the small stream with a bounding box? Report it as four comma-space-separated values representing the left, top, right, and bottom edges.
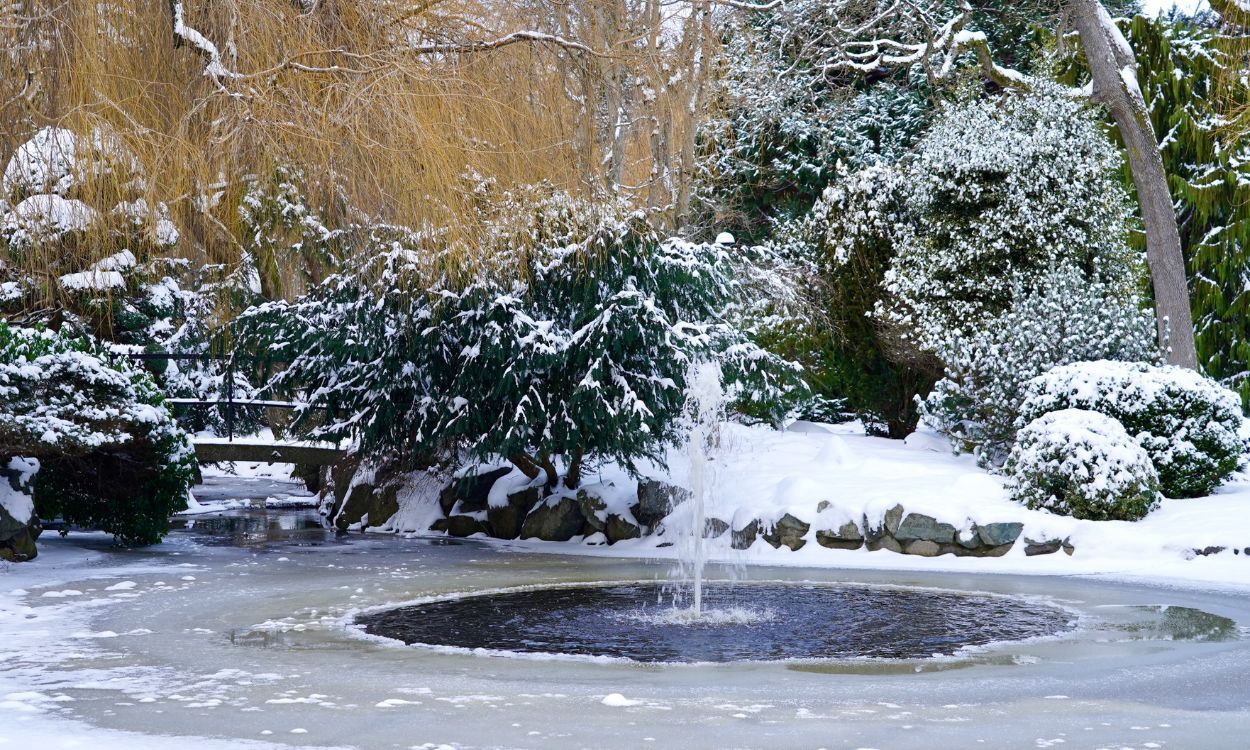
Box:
6, 475, 1250, 749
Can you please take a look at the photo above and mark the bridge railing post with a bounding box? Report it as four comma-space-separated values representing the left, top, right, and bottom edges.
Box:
225, 358, 235, 442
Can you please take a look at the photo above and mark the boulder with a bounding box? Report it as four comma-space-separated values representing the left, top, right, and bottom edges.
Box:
763, 514, 810, 551
902, 539, 941, 557
731, 520, 759, 550
577, 490, 608, 532
487, 487, 541, 540
0, 505, 39, 563
520, 496, 586, 542
815, 521, 864, 551
0, 460, 40, 562
604, 514, 642, 544
863, 504, 904, 542
866, 535, 902, 553
328, 452, 363, 511
334, 480, 376, 531
1024, 536, 1064, 556
440, 467, 512, 516
704, 517, 730, 538
444, 514, 488, 538
894, 513, 957, 545
633, 479, 691, 529
976, 522, 1024, 548
955, 527, 981, 550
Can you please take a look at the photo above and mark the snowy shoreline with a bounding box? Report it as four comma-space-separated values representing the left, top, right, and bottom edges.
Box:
353, 419, 1250, 593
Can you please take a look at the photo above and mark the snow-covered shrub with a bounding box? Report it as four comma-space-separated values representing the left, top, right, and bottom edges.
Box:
236, 189, 803, 487
1, 193, 100, 251
791, 163, 935, 437
1018, 361, 1244, 498
1, 126, 141, 201
0, 322, 196, 546
878, 85, 1140, 357
924, 267, 1159, 466
1004, 409, 1161, 522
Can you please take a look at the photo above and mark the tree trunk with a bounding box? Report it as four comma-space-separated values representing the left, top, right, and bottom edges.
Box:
537, 451, 559, 488
1069, 0, 1198, 369
508, 452, 541, 481
563, 447, 586, 490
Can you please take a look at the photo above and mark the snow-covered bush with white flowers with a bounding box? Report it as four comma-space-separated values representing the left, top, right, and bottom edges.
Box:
235, 189, 804, 488
924, 266, 1160, 467
877, 85, 1140, 357
1004, 409, 1161, 522
1018, 361, 1244, 498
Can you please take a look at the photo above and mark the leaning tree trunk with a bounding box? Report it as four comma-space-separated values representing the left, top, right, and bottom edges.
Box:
1070, 0, 1199, 369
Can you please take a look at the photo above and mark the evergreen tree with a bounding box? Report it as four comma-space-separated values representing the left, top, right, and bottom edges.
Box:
236, 190, 803, 487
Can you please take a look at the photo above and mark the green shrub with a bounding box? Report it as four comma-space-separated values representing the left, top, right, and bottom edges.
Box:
0, 322, 196, 546
1005, 409, 1161, 521
924, 267, 1159, 467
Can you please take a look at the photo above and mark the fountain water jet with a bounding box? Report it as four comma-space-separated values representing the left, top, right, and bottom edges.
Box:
680, 361, 726, 620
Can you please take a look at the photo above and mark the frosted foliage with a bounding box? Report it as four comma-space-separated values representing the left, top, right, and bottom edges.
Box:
2, 128, 80, 197
879, 86, 1139, 354
816, 164, 902, 268
1019, 361, 1244, 498
924, 266, 1159, 467
1005, 409, 1161, 522
0, 325, 184, 457
235, 190, 802, 477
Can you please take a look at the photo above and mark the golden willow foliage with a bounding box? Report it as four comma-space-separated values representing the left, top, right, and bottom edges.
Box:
0, 0, 716, 298
1211, 0, 1250, 145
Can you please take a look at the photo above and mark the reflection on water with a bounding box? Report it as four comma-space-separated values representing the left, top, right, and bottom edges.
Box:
1117, 605, 1240, 642
168, 508, 336, 547
358, 582, 1077, 663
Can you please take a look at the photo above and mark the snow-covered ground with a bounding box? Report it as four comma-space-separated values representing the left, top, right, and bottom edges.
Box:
399, 421, 1250, 592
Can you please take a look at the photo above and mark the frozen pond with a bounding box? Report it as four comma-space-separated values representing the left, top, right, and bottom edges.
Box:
5, 476, 1250, 748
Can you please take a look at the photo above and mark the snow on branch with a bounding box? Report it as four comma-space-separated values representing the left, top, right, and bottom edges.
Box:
169, 0, 239, 85
830, 1, 1031, 90
727, 0, 1071, 95
405, 30, 596, 57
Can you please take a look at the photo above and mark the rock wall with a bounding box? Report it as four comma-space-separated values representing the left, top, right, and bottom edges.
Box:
323, 458, 1081, 559
414, 472, 1077, 559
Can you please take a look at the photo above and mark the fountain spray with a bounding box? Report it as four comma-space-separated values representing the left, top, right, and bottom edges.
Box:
685, 361, 725, 618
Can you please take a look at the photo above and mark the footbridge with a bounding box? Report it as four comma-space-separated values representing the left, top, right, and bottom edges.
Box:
123, 350, 344, 468
191, 436, 345, 466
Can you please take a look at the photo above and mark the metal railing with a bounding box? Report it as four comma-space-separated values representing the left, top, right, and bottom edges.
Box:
122, 351, 301, 442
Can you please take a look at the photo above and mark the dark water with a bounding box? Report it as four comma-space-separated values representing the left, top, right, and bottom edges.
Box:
358, 582, 1076, 663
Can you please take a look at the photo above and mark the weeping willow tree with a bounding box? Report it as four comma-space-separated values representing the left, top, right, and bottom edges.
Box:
0, 0, 718, 312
